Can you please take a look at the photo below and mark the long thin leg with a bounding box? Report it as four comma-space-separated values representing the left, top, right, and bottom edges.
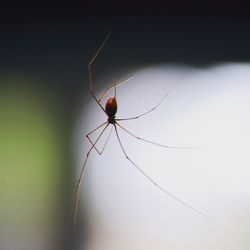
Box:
73, 123, 110, 230
114, 125, 213, 221
87, 124, 113, 155
86, 122, 107, 153
88, 30, 111, 114
116, 122, 199, 150
98, 74, 133, 102
116, 91, 171, 121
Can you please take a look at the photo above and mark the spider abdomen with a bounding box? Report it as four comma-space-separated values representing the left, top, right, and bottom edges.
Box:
105, 97, 117, 117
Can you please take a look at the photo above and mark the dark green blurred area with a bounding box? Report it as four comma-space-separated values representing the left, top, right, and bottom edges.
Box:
0, 75, 71, 250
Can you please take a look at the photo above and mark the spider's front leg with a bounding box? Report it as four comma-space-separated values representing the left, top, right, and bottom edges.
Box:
98, 74, 133, 102
88, 30, 111, 114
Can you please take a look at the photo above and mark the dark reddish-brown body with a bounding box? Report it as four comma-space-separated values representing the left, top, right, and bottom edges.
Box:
105, 97, 117, 117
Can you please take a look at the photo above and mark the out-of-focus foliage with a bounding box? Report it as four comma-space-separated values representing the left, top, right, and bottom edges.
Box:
0, 75, 68, 250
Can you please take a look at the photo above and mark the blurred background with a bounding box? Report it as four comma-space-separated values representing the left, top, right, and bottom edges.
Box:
1, 1, 250, 250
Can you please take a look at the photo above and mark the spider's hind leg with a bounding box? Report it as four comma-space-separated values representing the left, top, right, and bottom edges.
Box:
87, 123, 113, 155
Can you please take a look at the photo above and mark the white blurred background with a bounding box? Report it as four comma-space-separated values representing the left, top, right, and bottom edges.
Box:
75, 64, 250, 250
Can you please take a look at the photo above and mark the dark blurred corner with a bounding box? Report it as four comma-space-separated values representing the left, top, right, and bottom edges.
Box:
0, 1, 250, 250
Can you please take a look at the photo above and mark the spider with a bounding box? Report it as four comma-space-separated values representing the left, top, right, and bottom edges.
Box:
73, 31, 212, 229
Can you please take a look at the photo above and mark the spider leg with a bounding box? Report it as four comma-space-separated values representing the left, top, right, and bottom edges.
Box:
73, 123, 110, 230
116, 91, 171, 121
114, 124, 213, 221
86, 122, 107, 154
88, 30, 111, 114
116, 122, 199, 150
98, 74, 133, 102
87, 123, 113, 155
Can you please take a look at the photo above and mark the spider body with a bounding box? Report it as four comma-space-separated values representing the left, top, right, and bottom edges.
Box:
105, 97, 117, 122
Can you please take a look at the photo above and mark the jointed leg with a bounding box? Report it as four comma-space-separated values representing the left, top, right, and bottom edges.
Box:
73, 123, 109, 230
116, 91, 171, 121
114, 125, 213, 220
116, 122, 199, 150
87, 123, 113, 155
88, 30, 111, 114
98, 74, 133, 102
